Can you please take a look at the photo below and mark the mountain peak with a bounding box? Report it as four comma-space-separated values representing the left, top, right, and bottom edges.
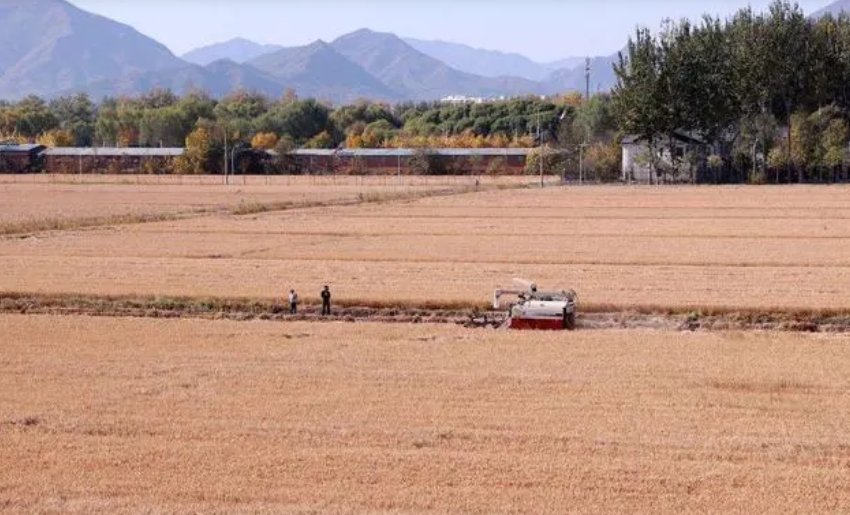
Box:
0, 0, 183, 100
346, 28, 386, 37
226, 37, 258, 45
306, 39, 330, 49
247, 39, 399, 104
334, 28, 405, 46
182, 37, 283, 66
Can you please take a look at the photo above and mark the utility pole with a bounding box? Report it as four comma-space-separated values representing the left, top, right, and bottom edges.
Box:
579, 143, 588, 185
223, 129, 228, 185
231, 145, 237, 183
583, 57, 591, 185
579, 144, 583, 185
537, 111, 543, 187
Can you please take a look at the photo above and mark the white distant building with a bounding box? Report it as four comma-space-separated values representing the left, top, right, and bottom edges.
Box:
439, 95, 514, 104
621, 132, 708, 183
440, 95, 486, 104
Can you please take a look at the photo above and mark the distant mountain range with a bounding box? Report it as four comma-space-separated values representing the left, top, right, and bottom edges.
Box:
62, 59, 287, 100
402, 38, 580, 82
182, 38, 283, 66
248, 39, 399, 102
0, 0, 649, 103
811, 0, 850, 18
186, 35, 592, 84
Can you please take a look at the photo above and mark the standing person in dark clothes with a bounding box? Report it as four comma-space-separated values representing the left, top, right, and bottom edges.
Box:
321, 285, 331, 316
288, 289, 298, 314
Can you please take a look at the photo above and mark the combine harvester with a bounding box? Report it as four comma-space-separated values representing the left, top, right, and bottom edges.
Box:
493, 279, 578, 330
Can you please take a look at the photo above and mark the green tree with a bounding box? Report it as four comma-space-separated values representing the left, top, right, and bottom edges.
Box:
13, 95, 57, 138
139, 106, 190, 147
256, 98, 336, 144
821, 117, 849, 180
613, 27, 664, 182
48, 94, 95, 146
761, 1, 813, 182
137, 89, 179, 109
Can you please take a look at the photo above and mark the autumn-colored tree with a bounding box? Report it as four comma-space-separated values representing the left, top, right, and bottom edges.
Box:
489, 133, 510, 148
251, 132, 279, 150
510, 135, 535, 148
524, 147, 566, 176
561, 91, 586, 108
0, 132, 27, 144
117, 126, 140, 147
175, 127, 213, 174
585, 143, 621, 182
303, 130, 334, 149
36, 129, 75, 147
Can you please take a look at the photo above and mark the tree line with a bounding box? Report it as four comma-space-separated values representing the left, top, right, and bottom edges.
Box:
6, 1, 850, 181
613, 0, 850, 183
0, 88, 621, 178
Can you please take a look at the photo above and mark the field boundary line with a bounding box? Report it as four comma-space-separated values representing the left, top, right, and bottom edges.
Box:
122, 228, 850, 241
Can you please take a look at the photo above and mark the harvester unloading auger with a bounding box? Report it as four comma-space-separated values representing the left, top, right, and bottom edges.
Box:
493, 278, 578, 330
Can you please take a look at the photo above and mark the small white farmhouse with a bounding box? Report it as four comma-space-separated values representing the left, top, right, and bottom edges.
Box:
621, 132, 707, 183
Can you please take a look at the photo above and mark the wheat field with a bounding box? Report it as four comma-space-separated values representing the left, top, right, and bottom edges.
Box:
3, 184, 850, 311
4, 183, 850, 514
0, 174, 507, 226
2, 314, 849, 514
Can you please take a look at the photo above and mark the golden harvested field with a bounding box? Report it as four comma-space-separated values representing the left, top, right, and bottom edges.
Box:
2, 314, 849, 514
3, 184, 850, 311
0, 174, 503, 225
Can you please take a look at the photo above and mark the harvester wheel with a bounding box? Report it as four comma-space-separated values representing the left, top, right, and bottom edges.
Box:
565, 312, 576, 330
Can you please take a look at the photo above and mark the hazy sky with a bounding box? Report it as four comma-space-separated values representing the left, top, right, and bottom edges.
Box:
69, 0, 835, 62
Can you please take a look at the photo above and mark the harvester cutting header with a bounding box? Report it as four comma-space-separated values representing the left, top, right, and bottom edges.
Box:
493, 279, 578, 330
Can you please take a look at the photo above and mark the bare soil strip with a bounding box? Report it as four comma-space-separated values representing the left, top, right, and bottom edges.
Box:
2, 292, 847, 332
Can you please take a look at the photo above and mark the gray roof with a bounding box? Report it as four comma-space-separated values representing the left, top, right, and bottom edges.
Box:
622, 131, 706, 145
42, 147, 184, 157
0, 144, 46, 153
288, 148, 533, 157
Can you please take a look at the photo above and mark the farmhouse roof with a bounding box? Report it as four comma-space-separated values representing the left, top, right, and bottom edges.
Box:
42, 147, 185, 157
0, 143, 46, 153
622, 131, 706, 145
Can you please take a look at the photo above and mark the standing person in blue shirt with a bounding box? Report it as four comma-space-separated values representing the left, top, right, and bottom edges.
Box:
321, 285, 331, 316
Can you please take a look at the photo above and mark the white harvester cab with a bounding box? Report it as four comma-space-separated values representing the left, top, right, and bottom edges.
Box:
493, 278, 578, 330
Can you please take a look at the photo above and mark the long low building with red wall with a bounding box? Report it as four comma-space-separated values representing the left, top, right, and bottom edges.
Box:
286, 148, 532, 175
0, 146, 537, 175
